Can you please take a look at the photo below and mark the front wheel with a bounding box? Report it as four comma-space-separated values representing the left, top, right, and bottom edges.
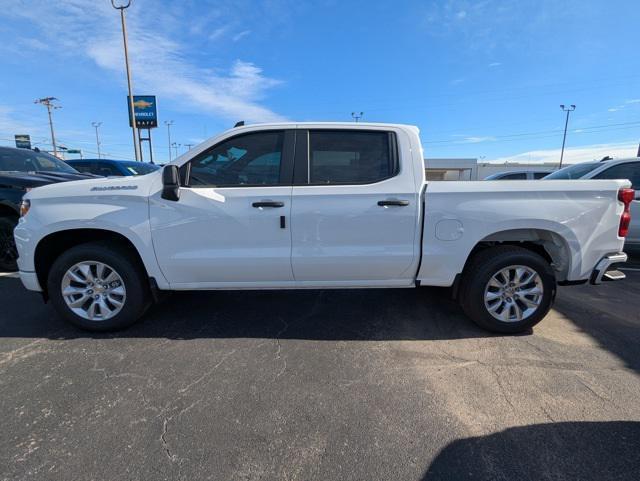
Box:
459, 246, 556, 333
48, 242, 150, 331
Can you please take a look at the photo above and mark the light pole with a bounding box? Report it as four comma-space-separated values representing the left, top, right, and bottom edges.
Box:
164, 120, 174, 161
34, 97, 60, 157
184, 143, 194, 151
92, 122, 103, 159
351, 111, 363, 122
111, 0, 141, 161
559, 104, 576, 169
171, 142, 180, 158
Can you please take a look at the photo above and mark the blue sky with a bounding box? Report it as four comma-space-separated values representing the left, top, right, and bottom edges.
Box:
0, 0, 639, 163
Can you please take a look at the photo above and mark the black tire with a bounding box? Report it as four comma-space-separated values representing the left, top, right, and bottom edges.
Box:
459, 246, 556, 333
47, 241, 151, 331
0, 216, 19, 272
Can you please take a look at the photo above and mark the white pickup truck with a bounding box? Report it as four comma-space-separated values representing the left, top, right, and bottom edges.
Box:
14, 122, 633, 333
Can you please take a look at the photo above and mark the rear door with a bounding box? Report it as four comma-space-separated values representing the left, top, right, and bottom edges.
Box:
150, 129, 295, 286
290, 128, 419, 283
594, 161, 640, 243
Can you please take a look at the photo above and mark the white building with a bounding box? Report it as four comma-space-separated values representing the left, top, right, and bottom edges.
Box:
425, 158, 561, 181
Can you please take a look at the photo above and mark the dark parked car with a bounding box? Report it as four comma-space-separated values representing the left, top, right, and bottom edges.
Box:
0, 146, 95, 271
66, 158, 159, 177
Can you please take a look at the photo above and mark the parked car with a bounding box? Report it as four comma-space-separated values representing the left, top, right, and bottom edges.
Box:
66, 158, 159, 177
0, 146, 96, 271
543, 158, 639, 246
15, 123, 632, 333
484, 169, 555, 180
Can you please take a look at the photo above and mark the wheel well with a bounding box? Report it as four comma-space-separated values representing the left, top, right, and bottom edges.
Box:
452, 229, 571, 299
470, 229, 570, 276
34, 229, 148, 296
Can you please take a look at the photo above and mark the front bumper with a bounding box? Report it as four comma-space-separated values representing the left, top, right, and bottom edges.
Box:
590, 252, 627, 285
19, 271, 42, 292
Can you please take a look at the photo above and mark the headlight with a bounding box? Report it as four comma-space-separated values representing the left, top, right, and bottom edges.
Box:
20, 199, 31, 217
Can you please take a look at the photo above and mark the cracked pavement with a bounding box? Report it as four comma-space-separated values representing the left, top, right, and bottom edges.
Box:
1, 262, 639, 480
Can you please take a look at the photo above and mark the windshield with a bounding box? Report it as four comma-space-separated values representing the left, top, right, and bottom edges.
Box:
122, 161, 159, 175
543, 162, 601, 180
0, 148, 79, 173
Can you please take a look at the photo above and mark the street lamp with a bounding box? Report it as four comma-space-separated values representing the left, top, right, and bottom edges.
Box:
559, 104, 576, 169
34, 97, 60, 157
164, 120, 174, 161
111, 0, 141, 161
92, 122, 103, 159
171, 142, 180, 159
351, 111, 363, 123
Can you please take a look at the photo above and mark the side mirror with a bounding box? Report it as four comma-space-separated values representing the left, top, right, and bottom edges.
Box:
161, 165, 180, 201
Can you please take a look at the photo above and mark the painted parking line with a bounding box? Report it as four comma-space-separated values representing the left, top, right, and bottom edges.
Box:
0, 272, 19, 278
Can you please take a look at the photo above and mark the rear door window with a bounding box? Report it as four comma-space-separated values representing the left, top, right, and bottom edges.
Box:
308, 130, 397, 184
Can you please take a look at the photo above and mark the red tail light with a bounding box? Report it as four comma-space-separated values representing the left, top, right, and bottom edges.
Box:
618, 188, 634, 237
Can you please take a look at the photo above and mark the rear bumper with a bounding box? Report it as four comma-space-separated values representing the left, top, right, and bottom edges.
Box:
19, 271, 42, 292
590, 252, 627, 285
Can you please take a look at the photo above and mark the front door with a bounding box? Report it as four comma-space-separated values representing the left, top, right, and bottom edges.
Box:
150, 129, 295, 286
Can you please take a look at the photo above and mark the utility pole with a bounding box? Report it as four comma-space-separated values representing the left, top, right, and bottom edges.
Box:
559, 104, 576, 169
184, 143, 194, 151
92, 122, 103, 159
164, 120, 174, 161
111, 0, 141, 161
34, 97, 60, 157
351, 111, 363, 123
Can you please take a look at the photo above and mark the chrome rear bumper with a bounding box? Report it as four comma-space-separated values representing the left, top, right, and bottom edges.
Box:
590, 252, 628, 285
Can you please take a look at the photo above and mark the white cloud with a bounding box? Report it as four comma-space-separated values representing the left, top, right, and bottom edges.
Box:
0, 0, 286, 124
232, 30, 251, 42
606, 98, 640, 113
488, 62, 501, 67
464, 136, 496, 143
0, 105, 45, 140
487, 141, 639, 165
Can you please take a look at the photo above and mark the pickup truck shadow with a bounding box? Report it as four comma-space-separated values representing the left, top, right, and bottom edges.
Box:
422, 421, 640, 481
0, 278, 503, 340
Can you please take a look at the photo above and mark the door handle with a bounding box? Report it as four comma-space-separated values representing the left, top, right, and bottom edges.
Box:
252, 201, 284, 208
377, 200, 409, 207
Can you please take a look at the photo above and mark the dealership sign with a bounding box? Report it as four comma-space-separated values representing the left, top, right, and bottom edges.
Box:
127, 95, 158, 128
15, 134, 31, 149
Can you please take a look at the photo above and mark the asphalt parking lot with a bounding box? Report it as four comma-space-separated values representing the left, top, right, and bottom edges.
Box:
1, 252, 640, 481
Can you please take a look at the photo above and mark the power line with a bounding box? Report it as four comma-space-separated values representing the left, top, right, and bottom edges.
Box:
421, 120, 640, 145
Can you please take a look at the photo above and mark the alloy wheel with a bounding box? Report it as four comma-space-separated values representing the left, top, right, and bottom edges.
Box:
61, 261, 126, 321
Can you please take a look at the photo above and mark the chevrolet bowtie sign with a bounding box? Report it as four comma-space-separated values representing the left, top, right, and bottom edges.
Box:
127, 95, 158, 128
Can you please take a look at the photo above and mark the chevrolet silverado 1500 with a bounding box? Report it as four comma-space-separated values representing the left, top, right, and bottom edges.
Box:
14, 123, 633, 333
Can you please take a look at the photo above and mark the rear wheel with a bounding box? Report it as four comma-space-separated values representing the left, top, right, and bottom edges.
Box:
0, 217, 19, 272
48, 242, 150, 331
459, 246, 556, 333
